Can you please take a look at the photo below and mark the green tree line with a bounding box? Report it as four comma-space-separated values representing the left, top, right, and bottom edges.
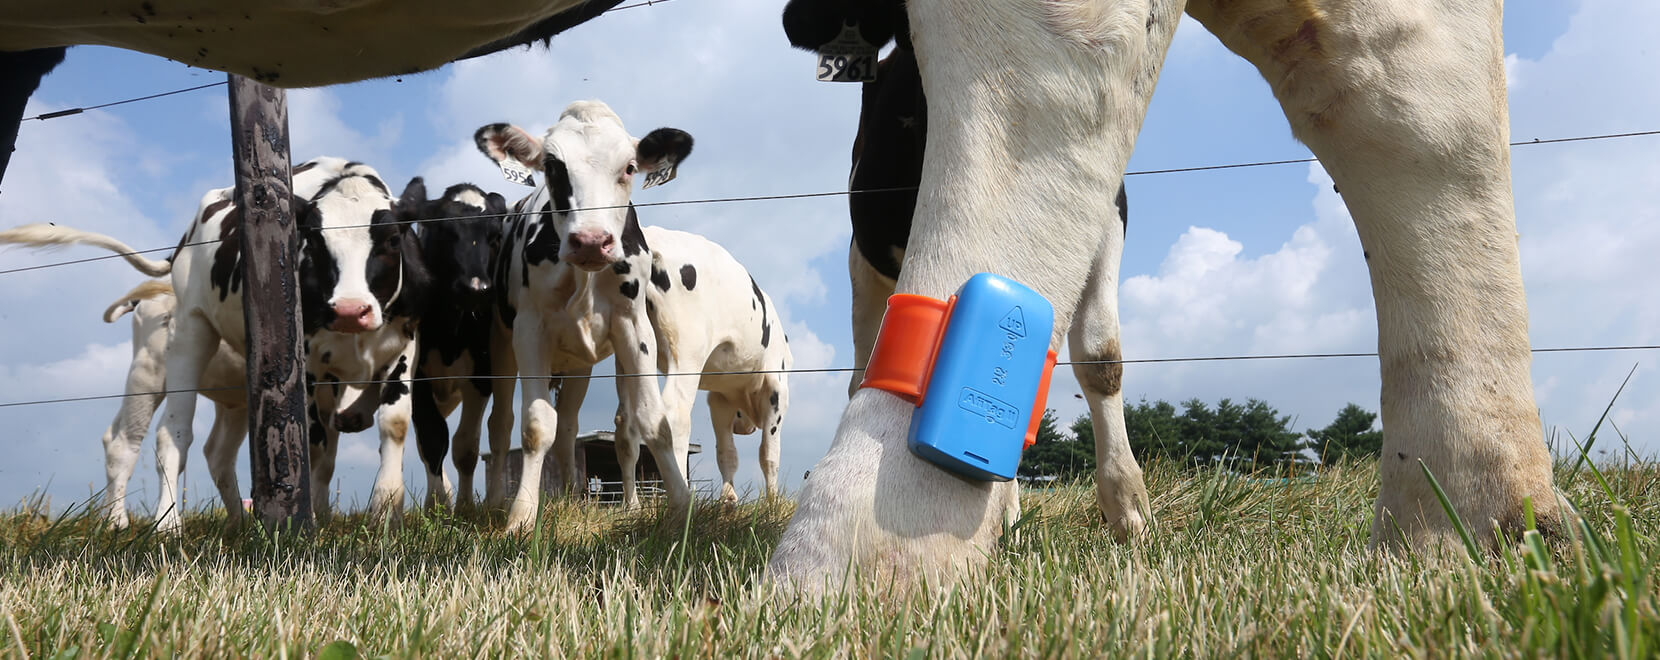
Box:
1019, 399, 1383, 481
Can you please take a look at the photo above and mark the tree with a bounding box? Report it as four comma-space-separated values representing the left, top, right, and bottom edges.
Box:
1306, 403, 1383, 464
1018, 409, 1094, 481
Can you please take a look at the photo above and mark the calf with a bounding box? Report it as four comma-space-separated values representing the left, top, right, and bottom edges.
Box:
634, 227, 792, 505
404, 180, 510, 511
0, 158, 433, 530
96, 280, 246, 529
473, 100, 694, 531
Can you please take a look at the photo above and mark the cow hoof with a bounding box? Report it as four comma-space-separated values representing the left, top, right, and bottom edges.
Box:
1095, 469, 1150, 543
718, 484, 739, 504
504, 500, 540, 533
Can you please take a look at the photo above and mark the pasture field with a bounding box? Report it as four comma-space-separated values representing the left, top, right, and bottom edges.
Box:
1, 458, 1655, 658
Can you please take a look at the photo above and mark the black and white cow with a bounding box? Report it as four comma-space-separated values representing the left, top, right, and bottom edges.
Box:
473, 100, 694, 531
635, 227, 793, 505
0, 157, 433, 530
403, 180, 510, 511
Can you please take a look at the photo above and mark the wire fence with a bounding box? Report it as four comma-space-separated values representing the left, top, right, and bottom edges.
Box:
3, 344, 1657, 410
3, 127, 1658, 279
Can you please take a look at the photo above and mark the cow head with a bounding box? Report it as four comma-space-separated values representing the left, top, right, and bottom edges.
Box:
782, 0, 912, 52
298, 166, 429, 334
409, 178, 508, 312
474, 100, 693, 271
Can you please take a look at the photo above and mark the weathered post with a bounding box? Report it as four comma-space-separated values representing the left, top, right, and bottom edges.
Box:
227, 74, 313, 531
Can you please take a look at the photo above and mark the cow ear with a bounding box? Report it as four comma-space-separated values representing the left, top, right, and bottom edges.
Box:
473, 123, 542, 169
635, 128, 693, 181
398, 176, 428, 209
485, 192, 509, 215
781, 0, 903, 51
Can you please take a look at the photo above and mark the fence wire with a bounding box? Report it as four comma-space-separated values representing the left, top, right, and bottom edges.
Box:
3, 344, 1656, 410
4, 128, 1658, 278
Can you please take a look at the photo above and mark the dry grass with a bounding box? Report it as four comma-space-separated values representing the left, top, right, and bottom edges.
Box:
1, 458, 1656, 658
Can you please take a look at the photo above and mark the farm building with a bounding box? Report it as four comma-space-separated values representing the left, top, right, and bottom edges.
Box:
482, 430, 706, 504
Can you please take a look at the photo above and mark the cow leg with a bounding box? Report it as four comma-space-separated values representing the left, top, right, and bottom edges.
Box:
411, 379, 453, 510
451, 388, 488, 511
767, 0, 1183, 588
202, 402, 249, 529
847, 241, 898, 397
610, 311, 683, 521
100, 337, 168, 528
759, 377, 788, 498
485, 323, 517, 511
371, 344, 425, 524
706, 391, 741, 503
307, 407, 340, 522
1069, 209, 1148, 541
550, 368, 591, 497
153, 311, 219, 534
1185, 0, 1557, 547
650, 356, 701, 508
506, 319, 556, 532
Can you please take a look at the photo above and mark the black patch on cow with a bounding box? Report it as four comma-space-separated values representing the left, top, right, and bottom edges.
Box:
849, 48, 926, 281
770, 426, 778, 435
1116, 184, 1129, 231
639, 342, 649, 355
679, 264, 697, 290
292, 160, 318, 178
645, 299, 655, 315
619, 279, 639, 299
770, 391, 780, 409
523, 201, 561, 268
411, 378, 450, 471
200, 197, 231, 224
612, 260, 631, 275
781, 0, 912, 52
619, 205, 648, 257
320, 351, 331, 364
650, 264, 671, 292
751, 275, 771, 348
545, 156, 574, 212
209, 207, 245, 301
307, 399, 328, 447
380, 355, 411, 406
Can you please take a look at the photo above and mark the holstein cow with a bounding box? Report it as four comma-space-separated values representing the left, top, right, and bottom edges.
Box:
0, 0, 629, 185
766, 0, 1560, 590
473, 100, 695, 531
96, 280, 246, 529
404, 180, 511, 511
0, 158, 434, 531
630, 226, 793, 505
840, 37, 1143, 539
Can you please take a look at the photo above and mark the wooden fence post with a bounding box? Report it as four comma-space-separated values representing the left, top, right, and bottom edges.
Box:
227, 74, 313, 531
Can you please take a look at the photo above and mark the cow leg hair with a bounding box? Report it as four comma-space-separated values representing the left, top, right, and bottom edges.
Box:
101, 307, 170, 528
506, 318, 556, 532
551, 366, 591, 497
758, 378, 787, 498
1069, 218, 1147, 541
154, 311, 222, 534
484, 322, 517, 512
372, 340, 427, 524
202, 402, 249, 529
610, 308, 686, 522
411, 379, 453, 510
707, 391, 741, 503
451, 388, 488, 511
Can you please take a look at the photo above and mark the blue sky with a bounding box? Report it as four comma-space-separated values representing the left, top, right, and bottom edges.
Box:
3, 0, 1657, 515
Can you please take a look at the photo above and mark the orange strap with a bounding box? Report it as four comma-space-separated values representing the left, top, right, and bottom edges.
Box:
860, 293, 1057, 450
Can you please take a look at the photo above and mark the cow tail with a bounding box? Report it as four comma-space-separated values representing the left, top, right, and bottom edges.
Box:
0, 222, 174, 277
103, 279, 175, 323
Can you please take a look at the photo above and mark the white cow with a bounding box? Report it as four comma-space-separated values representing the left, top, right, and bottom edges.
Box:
767, 0, 1561, 589
473, 100, 695, 531
634, 226, 792, 505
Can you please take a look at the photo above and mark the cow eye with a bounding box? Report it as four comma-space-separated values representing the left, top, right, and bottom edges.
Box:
625, 161, 638, 176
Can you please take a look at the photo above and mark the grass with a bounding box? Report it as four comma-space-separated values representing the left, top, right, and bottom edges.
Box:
1, 457, 1656, 658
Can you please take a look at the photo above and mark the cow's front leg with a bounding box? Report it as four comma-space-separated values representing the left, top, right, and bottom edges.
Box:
153, 310, 219, 534
202, 402, 250, 529
450, 386, 488, 511
551, 367, 591, 497
411, 379, 453, 511
1069, 204, 1147, 541
767, 0, 1181, 590
506, 318, 556, 532
371, 345, 426, 524
484, 322, 517, 511
1185, 0, 1558, 548
610, 311, 684, 521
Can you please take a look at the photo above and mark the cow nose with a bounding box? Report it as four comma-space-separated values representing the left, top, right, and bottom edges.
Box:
466, 277, 490, 294
566, 230, 616, 266
329, 299, 376, 333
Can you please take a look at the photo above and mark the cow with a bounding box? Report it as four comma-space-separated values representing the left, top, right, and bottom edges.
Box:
840, 39, 1144, 540
0, 0, 629, 185
404, 180, 511, 511
766, 0, 1561, 590
472, 100, 695, 531
0, 157, 435, 531
96, 280, 246, 529
629, 226, 792, 505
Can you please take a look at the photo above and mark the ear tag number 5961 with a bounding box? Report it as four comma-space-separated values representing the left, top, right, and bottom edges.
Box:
815, 22, 878, 83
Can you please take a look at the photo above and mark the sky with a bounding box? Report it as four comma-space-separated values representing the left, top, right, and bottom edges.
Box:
1, 0, 1656, 516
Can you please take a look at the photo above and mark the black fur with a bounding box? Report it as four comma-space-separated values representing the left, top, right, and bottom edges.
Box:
781, 0, 912, 52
